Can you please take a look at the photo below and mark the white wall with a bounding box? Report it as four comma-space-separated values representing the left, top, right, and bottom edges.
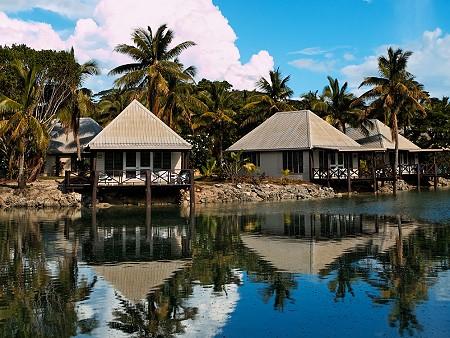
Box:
171, 152, 182, 170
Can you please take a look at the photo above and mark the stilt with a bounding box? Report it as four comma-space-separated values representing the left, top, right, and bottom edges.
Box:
417, 163, 421, 192
347, 165, 351, 195
433, 155, 438, 190
92, 170, 99, 209
189, 169, 195, 215
145, 170, 152, 208
372, 152, 377, 193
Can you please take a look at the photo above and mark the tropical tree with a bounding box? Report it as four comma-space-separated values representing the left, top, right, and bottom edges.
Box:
196, 81, 236, 163
96, 89, 134, 125
313, 76, 365, 133
358, 48, 427, 195
59, 52, 100, 161
161, 64, 206, 132
0, 61, 48, 188
243, 67, 294, 126
109, 24, 195, 116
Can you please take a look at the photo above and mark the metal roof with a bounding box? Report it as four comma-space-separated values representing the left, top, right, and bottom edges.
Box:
88, 100, 192, 150
48, 117, 102, 155
226, 110, 361, 152
346, 119, 421, 151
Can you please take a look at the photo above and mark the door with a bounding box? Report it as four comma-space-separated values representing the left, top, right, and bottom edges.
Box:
125, 151, 137, 178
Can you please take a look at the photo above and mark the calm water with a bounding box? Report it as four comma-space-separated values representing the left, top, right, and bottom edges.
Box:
1, 190, 450, 337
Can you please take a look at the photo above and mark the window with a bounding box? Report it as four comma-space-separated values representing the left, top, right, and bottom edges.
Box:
282, 151, 303, 174
140, 152, 151, 167
242, 152, 260, 166
126, 151, 136, 167
153, 151, 171, 169
105, 151, 123, 175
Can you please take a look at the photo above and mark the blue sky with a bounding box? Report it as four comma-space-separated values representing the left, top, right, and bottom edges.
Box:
1, 0, 449, 97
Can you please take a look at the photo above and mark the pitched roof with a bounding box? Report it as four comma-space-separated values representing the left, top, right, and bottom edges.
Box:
346, 119, 421, 151
227, 110, 361, 152
88, 100, 191, 150
48, 117, 102, 155
93, 260, 188, 302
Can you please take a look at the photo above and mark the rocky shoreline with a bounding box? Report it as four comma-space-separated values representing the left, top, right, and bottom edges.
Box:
0, 180, 81, 209
180, 182, 338, 205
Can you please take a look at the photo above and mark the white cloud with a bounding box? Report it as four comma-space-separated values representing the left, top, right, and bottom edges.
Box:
289, 47, 328, 56
0, 0, 97, 19
0, 12, 66, 50
0, 0, 274, 92
289, 58, 335, 73
341, 28, 450, 97
343, 52, 355, 61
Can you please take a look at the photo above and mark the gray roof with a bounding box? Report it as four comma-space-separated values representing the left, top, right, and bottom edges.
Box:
88, 100, 191, 150
227, 110, 361, 152
48, 117, 102, 155
346, 119, 421, 151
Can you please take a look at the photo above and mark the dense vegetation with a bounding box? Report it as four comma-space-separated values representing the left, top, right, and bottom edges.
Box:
1, 24, 449, 187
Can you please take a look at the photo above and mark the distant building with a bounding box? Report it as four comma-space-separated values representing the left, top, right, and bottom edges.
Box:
45, 117, 102, 176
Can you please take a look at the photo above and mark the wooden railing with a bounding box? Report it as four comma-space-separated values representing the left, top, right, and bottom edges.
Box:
312, 162, 449, 181
96, 169, 193, 186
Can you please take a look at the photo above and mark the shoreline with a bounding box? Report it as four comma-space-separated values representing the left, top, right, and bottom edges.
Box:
1, 177, 449, 209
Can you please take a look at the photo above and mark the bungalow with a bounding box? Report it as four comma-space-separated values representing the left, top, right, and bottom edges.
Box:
87, 99, 192, 186
226, 110, 362, 180
45, 117, 102, 176
346, 119, 421, 169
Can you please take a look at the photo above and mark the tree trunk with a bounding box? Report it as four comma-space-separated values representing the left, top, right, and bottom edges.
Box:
75, 130, 81, 161
18, 149, 26, 189
392, 113, 400, 196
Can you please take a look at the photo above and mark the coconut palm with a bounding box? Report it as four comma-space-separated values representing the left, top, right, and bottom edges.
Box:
313, 76, 364, 133
358, 48, 427, 195
109, 24, 196, 116
243, 67, 294, 126
196, 81, 236, 163
0, 60, 48, 188
96, 89, 134, 125
160, 64, 206, 132
58, 52, 100, 161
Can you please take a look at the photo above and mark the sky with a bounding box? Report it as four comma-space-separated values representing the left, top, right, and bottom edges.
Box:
0, 0, 449, 98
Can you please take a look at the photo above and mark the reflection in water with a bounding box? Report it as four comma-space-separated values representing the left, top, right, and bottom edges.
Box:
0, 202, 449, 337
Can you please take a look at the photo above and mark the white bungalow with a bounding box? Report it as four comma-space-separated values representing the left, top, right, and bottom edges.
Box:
226, 110, 362, 180
87, 100, 192, 185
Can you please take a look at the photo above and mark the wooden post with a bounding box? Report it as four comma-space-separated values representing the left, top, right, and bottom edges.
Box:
189, 169, 195, 214
433, 154, 438, 190
417, 163, 421, 192
64, 170, 70, 192
309, 150, 313, 181
146, 170, 152, 208
372, 153, 377, 193
347, 153, 351, 195
326, 152, 330, 187
92, 170, 99, 209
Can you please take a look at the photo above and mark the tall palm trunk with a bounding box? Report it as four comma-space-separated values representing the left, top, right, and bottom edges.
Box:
18, 147, 26, 189
392, 111, 399, 196
74, 130, 81, 161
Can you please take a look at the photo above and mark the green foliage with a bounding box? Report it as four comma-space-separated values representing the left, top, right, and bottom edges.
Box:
201, 158, 217, 178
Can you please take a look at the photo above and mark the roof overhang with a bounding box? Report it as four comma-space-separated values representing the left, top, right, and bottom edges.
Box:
409, 148, 444, 153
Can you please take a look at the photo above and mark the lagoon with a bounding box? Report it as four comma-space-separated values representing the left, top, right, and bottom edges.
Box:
1, 190, 450, 337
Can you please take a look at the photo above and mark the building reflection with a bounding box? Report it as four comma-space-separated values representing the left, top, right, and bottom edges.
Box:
240, 212, 416, 275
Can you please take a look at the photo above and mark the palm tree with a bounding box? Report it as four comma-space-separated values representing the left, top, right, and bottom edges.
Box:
313, 76, 364, 133
196, 81, 236, 163
59, 53, 100, 162
96, 89, 134, 125
359, 48, 427, 195
109, 24, 196, 116
243, 67, 294, 126
161, 64, 206, 132
0, 60, 48, 188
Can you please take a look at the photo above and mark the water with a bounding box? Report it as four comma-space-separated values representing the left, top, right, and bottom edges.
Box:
1, 190, 450, 337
